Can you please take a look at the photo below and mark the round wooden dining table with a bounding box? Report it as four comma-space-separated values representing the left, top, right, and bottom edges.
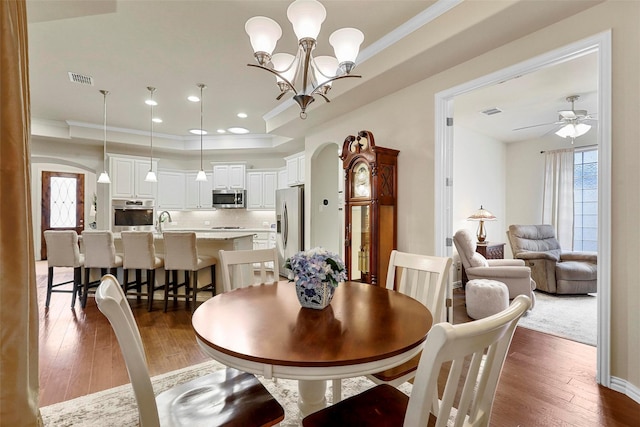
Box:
192, 280, 432, 416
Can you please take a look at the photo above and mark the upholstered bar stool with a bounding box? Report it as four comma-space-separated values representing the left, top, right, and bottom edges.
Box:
162, 231, 216, 312
81, 230, 123, 308
43, 230, 84, 308
121, 231, 164, 311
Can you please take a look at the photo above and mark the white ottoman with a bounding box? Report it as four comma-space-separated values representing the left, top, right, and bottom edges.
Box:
465, 279, 509, 320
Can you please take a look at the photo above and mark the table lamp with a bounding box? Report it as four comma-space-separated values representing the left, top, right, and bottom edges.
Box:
467, 205, 496, 243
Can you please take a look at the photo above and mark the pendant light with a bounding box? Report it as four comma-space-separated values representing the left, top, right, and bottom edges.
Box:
195, 83, 208, 182
144, 86, 158, 182
97, 90, 111, 184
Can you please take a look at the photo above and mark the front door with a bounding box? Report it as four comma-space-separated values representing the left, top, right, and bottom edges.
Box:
41, 171, 85, 259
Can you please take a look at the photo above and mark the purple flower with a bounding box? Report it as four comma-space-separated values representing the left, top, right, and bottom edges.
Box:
284, 247, 347, 288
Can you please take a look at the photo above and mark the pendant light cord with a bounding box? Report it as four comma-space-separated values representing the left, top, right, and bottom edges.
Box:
100, 90, 109, 172
199, 84, 204, 170
149, 87, 154, 168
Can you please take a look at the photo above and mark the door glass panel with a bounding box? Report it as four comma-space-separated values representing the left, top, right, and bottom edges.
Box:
50, 176, 77, 228
350, 205, 370, 281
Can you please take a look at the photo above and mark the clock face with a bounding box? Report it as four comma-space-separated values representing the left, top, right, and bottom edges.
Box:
352, 163, 371, 198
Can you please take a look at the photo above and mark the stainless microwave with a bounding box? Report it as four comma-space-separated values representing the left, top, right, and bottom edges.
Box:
212, 189, 246, 209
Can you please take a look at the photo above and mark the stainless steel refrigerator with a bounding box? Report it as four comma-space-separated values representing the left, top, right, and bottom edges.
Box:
276, 186, 304, 277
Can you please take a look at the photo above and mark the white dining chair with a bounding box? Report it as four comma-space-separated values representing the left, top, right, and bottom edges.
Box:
95, 274, 285, 427
302, 295, 532, 427
43, 230, 84, 308
218, 247, 280, 293
367, 250, 453, 386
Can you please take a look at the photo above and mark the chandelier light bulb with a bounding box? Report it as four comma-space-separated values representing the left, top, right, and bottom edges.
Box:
329, 27, 364, 71
245, 16, 282, 62
287, 0, 326, 41
313, 55, 339, 87
271, 52, 298, 85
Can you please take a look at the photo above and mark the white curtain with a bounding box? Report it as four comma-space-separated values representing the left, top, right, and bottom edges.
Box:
542, 148, 574, 249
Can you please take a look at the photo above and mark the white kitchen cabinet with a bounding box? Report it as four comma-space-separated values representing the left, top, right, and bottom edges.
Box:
247, 170, 277, 210
212, 164, 246, 190
252, 231, 276, 268
278, 168, 288, 189
157, 171, 186, 209
285, 153, 305, 186
185, 172, 213, 209
110, 156, 157, 199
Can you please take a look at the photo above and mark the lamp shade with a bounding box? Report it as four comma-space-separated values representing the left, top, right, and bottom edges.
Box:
329, 27, 364, 65
313, 55, 338, 86
555, 123, 591, 139
287, 0, 326, 41
145, 170, 157, 182
195, 170, 208, 182
467, 206, 496, 221
245, 16, 282, 55
271, 52, 298, 84
97, 171, 111, 184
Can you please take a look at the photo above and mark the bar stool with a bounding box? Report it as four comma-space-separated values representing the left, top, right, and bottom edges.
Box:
121, 231, 164, 311
81, 230, 123, 308
43, 230, 84, 308
162, 231, 216, 312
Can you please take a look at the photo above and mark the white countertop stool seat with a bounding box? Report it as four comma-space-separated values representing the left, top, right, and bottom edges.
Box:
81, 230, 123, 308
121, 231, 164, 311
465, 279, 509, 320
43, 230, 85, 308
163, 231, 216, 312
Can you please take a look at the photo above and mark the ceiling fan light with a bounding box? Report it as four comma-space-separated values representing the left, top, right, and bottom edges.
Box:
555, 123, 592, 139
245, 16, 282, 56
574, 123, 592, 137
287, 0, 326, 41
329, 27, 364, 66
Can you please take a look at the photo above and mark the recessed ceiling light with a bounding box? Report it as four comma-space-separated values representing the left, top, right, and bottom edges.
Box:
237, 112, 248, 118
152, 117, 163, 123
228, 127, 250, 134
187, 95, 200, 102
217, 129, 226, 134
145, 99, 158, 106
189, 129, 207, 135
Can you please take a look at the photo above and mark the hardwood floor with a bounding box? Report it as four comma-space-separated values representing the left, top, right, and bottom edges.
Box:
38, 263, 639, 425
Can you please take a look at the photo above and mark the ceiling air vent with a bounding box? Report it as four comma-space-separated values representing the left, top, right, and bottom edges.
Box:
68, 72, 94, 86
481, 107, 502, 116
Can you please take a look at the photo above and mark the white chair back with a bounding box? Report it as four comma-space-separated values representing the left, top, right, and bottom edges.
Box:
386, 250, 452, 323
121, 231, 158, 270
82, 230, 120, 268
44, 230, 83, 267
95, 274, 159, 427
162, 231, 198, 271
404, 295, 531, 427
219, 248, 279, 293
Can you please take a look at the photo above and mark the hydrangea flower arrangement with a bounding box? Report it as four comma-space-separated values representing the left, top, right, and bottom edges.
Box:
285, 247, 347, 289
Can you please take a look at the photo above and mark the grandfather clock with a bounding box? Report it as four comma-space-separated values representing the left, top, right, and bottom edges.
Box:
341, 130, 399, 287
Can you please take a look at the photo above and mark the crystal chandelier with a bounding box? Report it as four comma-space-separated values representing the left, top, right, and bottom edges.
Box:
245, 0, 364, 119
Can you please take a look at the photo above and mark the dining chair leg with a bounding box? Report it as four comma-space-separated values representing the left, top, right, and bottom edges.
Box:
82, 268, 91, 308
123, 268, 130, 294
191, 270, 198, 312
211, 265, 216, 297
136, 269, 143, 301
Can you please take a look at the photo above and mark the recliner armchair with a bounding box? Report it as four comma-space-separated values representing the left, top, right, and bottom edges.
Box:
453, 229, 536, 307
507, 224, 597, 295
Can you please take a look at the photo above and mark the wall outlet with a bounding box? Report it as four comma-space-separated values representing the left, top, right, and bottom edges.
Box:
204, 220, 211, 225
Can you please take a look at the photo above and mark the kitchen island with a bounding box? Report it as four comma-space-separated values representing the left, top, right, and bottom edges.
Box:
84, 231, 255, 295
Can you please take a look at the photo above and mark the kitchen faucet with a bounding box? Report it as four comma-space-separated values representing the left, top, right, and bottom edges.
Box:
157, 211, 172, 233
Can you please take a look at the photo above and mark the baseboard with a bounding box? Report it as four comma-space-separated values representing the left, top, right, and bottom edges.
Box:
610, 376, 640, 404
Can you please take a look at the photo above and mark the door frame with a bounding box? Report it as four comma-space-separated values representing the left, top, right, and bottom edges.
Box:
434, 31, 612, 386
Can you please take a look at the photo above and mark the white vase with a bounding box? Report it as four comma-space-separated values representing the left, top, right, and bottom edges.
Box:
295, 281, 335, 309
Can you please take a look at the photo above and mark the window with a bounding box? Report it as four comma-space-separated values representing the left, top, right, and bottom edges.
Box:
574, 149, 597, 251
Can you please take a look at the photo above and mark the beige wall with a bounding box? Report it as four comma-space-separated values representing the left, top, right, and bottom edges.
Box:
303, 0, 639, 397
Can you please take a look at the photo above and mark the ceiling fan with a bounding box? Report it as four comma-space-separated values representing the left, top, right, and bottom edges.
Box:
513, 95, 597, 143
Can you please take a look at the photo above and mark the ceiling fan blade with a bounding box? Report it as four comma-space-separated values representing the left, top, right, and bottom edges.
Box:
512, 121, 561, 131
559, 110, 577, 120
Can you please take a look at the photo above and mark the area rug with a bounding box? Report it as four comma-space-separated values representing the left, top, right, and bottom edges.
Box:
40, 360, 412, 426
517, 291, 597, 346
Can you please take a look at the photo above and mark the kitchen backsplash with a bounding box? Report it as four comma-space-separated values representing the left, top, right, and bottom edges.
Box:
159, 209, 276, 230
